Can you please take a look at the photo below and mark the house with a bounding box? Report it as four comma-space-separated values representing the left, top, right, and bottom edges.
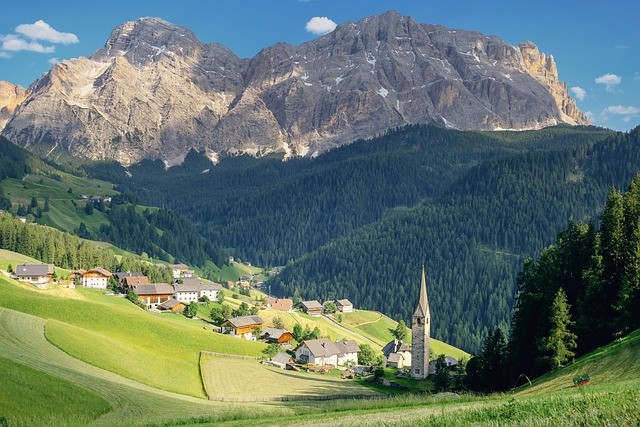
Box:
298, 300, 323, 316
174, 280, 222, 303
158, 298, 187, 314
14, 263, 54, 288
114, 271, 145, 287
428, 356, 458, 375
264, 297, 293, 312
132, 283, 176, 310
221, 315, 264, 340
123, 275, 150, 292
335, 299, 354, 313
265, 352, 296, 370
80, 267, 112, 290
261, 327, 294, 344
294, 338, 360, 367
170, 264, 192, 279
382, 339, 412, 368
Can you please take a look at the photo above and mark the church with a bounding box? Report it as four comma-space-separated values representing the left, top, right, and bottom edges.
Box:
411, 266, 431, 380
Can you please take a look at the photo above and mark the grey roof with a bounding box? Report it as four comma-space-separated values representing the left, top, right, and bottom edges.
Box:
298, 338, 360, 358
335, 340, 360, 354
158, 298, 186, 310
300, 300, 323, 310
387, 353, 405, 364
133, 283, 175, 295
335, 299, 353, 307
15, 263, 53, 277
382, 339, 411, 357
174, 281, 222, 293
177, 277, 202, 286
262, 327, 290, 340
272, 352, 294, 365
225, 315, 264, 328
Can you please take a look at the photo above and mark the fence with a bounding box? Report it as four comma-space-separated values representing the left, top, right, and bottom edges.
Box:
208, 393, 389, 402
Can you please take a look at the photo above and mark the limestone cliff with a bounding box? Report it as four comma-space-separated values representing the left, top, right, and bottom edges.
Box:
2, 11, 590, 165
0, 81, 27, 131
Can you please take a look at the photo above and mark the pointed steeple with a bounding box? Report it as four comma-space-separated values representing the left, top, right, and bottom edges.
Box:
413, 264, 430, 318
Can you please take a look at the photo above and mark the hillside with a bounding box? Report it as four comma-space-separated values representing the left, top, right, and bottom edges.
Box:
1, 265, 637, 426
85, 124, 625, 353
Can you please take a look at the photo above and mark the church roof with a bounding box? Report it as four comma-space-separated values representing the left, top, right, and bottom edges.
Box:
413, 265, 430, 318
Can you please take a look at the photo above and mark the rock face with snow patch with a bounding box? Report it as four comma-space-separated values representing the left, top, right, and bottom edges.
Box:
2, 11, 589, 165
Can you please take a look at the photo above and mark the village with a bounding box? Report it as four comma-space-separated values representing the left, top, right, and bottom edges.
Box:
9, 260, 462, 391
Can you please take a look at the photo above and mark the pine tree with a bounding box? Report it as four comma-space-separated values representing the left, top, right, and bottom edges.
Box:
433, 354, 451, 392
537, 288, 577, 371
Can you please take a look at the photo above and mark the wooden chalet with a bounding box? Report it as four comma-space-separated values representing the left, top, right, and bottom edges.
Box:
80, 267, 112, 290
221, 315, 264, 340
14, 263, 54, 288
261, 327, 294, 344
132, 283, 176, 310
298, 300, 323, 316
158, 298, 187, 314
123, 275, 150, 291
114, 271, 146, 287
265, 352, 296, 370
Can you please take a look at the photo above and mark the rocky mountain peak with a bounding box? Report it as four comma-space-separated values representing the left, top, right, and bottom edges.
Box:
2, 11, 590, 165
91, 17, 203, 66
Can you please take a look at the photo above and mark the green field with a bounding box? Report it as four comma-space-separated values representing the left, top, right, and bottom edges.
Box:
0, 275, 265, 398
201, 355, 378, 400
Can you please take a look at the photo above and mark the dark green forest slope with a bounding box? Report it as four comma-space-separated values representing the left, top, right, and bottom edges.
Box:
270, 127, 640, 352
83, 125, 632, 353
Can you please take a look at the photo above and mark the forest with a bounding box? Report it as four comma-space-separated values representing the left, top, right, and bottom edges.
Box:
466, 173, 640, 392
84, 124, 640, 353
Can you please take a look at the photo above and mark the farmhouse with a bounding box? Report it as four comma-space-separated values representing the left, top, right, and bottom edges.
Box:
14, 263, 54, 287
170, 264, 193, 279
264, 296, 293, 312
81, 267, 112, 289
298, 300, 323, 316
294, 338, 360, 367
122, 275, 150, 291
382, 339, 412, 368
221, 315, 264, 340
158, 298, 187, 314
114, 271, 145, 286
132, 283, 176, 310
335, 299, 354, 313
174, 280, 222, 303
261, 327, 293, 344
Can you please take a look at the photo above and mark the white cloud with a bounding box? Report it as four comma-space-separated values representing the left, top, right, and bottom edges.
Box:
602, 105, 640, 123
584, 111, 595, 122
595, 73, 622, 92
605, 105, 640, 115
305, 17, 337, 35
614, 45, 629, 50
48, 57, 60, 65
15, 20, 78, 44
570, 86, 586, 101
1, 34, 55, 53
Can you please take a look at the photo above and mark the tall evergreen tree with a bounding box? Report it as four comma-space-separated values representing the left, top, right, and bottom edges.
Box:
537, 288, 577, 371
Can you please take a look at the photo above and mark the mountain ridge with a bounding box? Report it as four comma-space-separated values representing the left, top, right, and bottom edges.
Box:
2, 10, 589, 165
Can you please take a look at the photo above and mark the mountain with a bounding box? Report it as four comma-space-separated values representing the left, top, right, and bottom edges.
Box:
2, 11, 588, 165
0, 81, 27, 131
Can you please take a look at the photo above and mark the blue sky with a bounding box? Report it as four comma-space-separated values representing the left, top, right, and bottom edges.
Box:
1, 0, 638, 131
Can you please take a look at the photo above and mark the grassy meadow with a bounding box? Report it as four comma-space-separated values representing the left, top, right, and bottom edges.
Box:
201, 355, 378, 400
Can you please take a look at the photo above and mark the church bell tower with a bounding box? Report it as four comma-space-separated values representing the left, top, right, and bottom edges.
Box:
411, 265, 430, 380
